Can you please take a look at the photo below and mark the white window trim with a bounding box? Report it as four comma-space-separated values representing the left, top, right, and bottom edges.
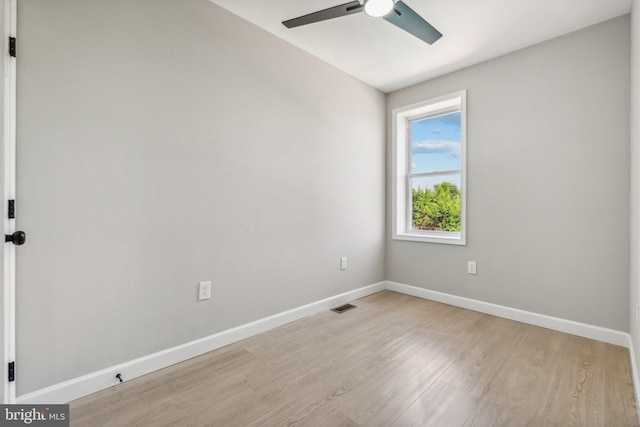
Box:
391, 90, 467, 245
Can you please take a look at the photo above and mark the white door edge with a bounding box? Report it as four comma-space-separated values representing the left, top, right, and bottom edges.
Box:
3, 0, 17, 404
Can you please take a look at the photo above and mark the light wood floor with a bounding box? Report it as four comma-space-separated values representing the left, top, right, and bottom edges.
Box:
70, 291, 639, 426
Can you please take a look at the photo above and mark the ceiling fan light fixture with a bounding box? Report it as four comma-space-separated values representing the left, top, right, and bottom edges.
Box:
364, 0, 394, 18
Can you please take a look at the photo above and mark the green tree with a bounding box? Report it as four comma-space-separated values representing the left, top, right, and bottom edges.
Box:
412, 182, 461, 232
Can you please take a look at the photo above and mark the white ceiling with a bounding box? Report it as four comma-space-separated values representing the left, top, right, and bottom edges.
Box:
210, 0, 632, 93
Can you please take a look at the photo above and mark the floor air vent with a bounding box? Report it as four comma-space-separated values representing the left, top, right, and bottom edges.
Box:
331, 303, 356, 314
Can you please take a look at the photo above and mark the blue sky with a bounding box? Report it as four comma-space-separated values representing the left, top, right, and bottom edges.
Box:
411, 112, 461, 190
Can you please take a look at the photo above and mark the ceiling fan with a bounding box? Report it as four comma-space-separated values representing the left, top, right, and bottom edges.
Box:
282, 0, 442, 45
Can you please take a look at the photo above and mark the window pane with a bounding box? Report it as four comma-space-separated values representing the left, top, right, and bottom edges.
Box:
393, 90, 466, 244
410, 174, 461, 232
410, 112, 461, 175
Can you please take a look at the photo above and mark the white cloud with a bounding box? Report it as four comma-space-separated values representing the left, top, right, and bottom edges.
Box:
413, 139, 460, 157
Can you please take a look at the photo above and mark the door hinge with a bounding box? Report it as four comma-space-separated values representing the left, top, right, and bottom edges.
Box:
8, 362, 14, 382
8, 200, 15, 219
8, 37, 15, 58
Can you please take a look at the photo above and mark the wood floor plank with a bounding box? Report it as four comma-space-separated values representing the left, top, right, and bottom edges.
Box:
390, 380, 478, 427
537, 335, 608, 426
438, 315, 531, 397
69, 290, 639, 426
604, 344, 639, 426
334, 328, 467, 426
465, 325, 571, 425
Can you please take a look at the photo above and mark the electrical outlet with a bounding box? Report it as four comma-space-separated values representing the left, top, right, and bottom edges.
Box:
340, 257, 347, 270
198, 281, 211, 301
467, 261, 477, 275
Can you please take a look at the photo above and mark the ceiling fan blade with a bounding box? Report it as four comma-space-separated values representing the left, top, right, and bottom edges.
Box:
383, 1, 442, 45
282, 1, 364, 28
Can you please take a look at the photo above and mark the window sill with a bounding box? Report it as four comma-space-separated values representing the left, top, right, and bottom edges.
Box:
392, 232, 466, 245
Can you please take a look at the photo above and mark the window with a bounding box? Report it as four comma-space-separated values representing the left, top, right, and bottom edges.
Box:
392, 91, 466, 245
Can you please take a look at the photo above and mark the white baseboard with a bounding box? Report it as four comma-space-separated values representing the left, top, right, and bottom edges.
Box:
386, 281, 630, 347
16, 280, 634, 405
16, 281, 386, 404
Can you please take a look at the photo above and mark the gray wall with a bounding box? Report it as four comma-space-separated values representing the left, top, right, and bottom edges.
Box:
386, 16, 631, 331
630, 0, 640, 376
15, 0, 385, 394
